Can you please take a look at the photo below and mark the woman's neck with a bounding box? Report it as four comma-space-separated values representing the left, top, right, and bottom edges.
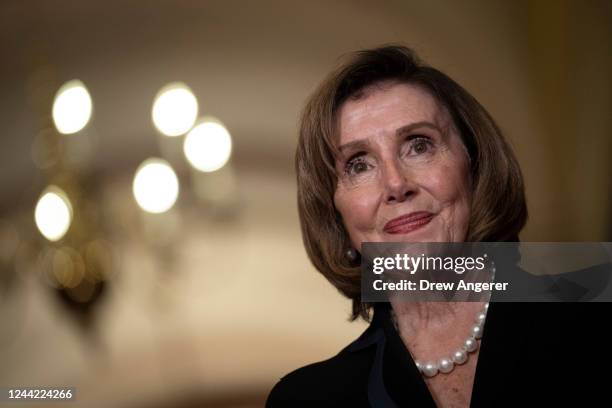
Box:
390, 301, 485, 335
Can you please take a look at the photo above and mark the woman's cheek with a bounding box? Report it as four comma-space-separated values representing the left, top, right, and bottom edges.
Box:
350, 193, 379, 231
335, 186, 379, 240
426, 162, 468, 203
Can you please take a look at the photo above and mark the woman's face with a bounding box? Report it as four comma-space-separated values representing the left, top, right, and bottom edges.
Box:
333, 81, 472, 249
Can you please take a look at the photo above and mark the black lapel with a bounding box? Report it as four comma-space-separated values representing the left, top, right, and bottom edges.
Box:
348, 303, 400, 407
349, 303, 437, 407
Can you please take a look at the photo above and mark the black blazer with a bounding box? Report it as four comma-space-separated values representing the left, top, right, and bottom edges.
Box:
266, 300, 611, 407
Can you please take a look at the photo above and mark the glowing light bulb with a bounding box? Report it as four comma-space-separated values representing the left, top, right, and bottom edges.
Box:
35, 186, 73, 241
152, 83, 198, 136
184, 120, 232, 172
52, 80, 93, 134
133, 158, 180, 213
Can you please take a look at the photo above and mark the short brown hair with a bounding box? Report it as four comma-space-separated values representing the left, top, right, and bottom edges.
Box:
296, 45, 527, 321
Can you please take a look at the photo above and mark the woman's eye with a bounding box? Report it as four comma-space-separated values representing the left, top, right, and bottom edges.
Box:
353, 161, 369, 173
408, 137, 433, 155
344, 156, 371, 176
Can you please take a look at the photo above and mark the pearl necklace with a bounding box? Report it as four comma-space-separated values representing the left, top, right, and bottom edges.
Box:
391, 302, 489, 377
390, 264, 495, 378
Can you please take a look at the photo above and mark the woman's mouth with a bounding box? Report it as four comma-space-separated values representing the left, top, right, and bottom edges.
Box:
383, 211, 434, 234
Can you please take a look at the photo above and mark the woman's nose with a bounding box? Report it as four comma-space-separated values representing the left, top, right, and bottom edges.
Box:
382, 160, 415, 203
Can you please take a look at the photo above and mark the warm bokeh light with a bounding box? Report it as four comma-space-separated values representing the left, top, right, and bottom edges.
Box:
52, 247, 85, 288
34, 186, 73, 242
52, 80, 93, 134
151, 82, 199, 137
132, 158, 180, 213
183, 119, 232, 172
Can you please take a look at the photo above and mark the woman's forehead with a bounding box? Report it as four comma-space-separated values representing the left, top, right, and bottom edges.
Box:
336, 82, 451, 145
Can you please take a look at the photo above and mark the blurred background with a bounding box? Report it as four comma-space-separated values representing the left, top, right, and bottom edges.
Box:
0, 0, 610, 407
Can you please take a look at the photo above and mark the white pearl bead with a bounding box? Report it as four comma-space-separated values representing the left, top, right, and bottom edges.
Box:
464, 337, 478, 352
438, 358, 454, 373
422, 361, 439, 377
453, 349, 468, 364
476, 312, 487, 324
415, 361, 422, 371
471, 324, 483, 339
484, 302, 489, 311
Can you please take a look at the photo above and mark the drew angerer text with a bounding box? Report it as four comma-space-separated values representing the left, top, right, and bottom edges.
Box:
372, 279, 509, 293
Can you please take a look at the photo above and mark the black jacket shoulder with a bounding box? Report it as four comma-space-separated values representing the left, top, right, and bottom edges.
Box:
266, 328, 377, 407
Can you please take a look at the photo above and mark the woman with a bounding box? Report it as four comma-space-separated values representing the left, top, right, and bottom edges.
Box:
266, 45, 608, 407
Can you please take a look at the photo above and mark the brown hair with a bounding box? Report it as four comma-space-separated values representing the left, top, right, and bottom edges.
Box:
296, 45, 527, 321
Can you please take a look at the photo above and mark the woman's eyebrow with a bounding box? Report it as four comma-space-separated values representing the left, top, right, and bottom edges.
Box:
396, 121, 442, 136
337, 139, 370, 155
